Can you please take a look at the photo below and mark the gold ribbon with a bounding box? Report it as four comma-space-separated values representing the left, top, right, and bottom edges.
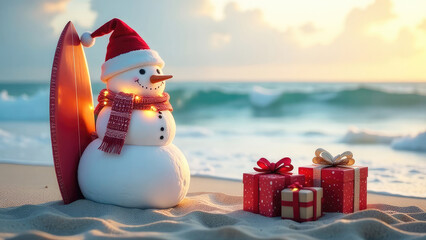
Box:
311, 148, 360, 212
312, 148, 355, 166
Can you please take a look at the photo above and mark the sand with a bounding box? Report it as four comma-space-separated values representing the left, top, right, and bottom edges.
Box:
0, 163, 425, 239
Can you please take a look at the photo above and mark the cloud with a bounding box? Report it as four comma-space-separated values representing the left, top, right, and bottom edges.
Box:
87, 0, 417, 68
86, 0, 296, 72
43, 0, 69, 13
0, 0, 95, 81
304, 0, 417, 64
299, 22, 320, 34
210, 33, 232, 49
0, 0, 60, 81
418, 19, 426, 32
0, 0, 423, 81
50, 0, 97, 34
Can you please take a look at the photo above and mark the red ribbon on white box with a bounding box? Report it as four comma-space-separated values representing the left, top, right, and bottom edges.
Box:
283, 182, 320, 221
312, 148, 360, 212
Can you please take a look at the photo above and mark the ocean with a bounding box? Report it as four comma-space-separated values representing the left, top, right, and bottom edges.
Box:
0, 82, 425, 198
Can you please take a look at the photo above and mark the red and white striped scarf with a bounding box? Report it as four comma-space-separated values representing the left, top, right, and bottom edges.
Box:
94, 89, 173, 154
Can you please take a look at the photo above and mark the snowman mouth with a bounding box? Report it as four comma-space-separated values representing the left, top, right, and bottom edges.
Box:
134, 78, 165, 91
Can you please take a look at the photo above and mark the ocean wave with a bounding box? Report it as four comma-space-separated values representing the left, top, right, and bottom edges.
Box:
341, 128, 399, 144
0, 90, 48, 121
391, 131, 426, 152
176, 127, 214, 138
249, 86, 282, 107
326, 87, 426, 106
170, 89, 247, 110
170, 86, 426, 109
1, 86, 426, 121
0, 128, 53, 165
341, 128, 426, 153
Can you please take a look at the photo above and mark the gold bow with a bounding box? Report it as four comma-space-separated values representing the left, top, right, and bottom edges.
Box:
312, 148, 355, 166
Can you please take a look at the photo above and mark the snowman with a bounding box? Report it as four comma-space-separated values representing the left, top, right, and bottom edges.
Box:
77, 18, 190, 208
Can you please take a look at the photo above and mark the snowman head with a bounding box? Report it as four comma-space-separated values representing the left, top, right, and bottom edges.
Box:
107, 64, 172, 97
80, 18, 170, 97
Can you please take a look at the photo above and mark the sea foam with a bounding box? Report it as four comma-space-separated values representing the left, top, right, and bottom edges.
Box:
391, 131, 426, 152
342, 128, 426, 153
341, 128, 399, 144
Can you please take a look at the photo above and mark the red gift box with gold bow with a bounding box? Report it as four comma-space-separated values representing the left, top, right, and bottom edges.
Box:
243, 157, 305, 217
299, 148, 368, 213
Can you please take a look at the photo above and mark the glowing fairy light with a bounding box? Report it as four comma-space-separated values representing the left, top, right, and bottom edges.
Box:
104, 91, 109, 96
292, 188, 299, 192
103, 101, 107, 105
151, 106, 157, 111
135, 96, 140, 101
144, 109, 156, 117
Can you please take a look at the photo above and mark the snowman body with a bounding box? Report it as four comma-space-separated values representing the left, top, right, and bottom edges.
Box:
78, 65, 190, 208
78, 140, 189, 208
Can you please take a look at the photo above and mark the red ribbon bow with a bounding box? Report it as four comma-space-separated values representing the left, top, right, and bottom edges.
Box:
288, 182, 304, 189
253, 157, 294, 174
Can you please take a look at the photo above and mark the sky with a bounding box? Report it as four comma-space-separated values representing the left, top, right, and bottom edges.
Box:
0, 0, 425, 82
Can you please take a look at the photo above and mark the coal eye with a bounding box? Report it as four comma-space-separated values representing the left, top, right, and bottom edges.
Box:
156, 69, 161, 74
139, 69, 146, 75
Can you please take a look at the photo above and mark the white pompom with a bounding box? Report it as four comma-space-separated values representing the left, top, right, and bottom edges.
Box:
81, 32, 95, 47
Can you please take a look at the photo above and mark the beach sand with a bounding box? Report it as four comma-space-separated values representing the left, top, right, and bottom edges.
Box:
0, 163, 425, 239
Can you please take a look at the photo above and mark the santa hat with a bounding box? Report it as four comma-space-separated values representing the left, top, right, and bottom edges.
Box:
80, 18, 164, 82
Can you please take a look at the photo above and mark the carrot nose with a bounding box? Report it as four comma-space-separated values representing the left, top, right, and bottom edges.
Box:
150, 75, 173, 84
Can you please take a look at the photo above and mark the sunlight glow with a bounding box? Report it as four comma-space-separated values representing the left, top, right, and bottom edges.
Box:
43, 0, 69, 13
143, 109, 157, 118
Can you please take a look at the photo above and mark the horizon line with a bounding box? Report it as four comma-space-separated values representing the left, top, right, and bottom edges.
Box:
1, 79, 426, 84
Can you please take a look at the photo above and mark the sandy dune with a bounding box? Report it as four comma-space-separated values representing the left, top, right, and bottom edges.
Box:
0, 164, 425, 239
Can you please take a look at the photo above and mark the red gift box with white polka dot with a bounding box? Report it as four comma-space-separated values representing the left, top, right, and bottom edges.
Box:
243, 173, 262, 213
298, 165, 368, 213
243, 173, 305, 217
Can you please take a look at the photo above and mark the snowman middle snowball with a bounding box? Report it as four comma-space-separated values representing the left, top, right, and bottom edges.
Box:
77, 18, 190, 208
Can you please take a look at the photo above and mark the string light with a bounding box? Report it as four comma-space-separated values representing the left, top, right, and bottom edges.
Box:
103, 101, 107, 105
104, 91, 109, 96
292, 188, 299, 192
135, 96, 140, 101
151, 106, 157, 111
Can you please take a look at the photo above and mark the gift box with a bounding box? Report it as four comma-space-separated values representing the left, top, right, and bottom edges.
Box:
281, 183, 323, 222
243, 158, 305, 217
299, 148, 368, 213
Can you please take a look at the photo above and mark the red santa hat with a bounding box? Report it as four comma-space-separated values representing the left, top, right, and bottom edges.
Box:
80, 18, 164, 82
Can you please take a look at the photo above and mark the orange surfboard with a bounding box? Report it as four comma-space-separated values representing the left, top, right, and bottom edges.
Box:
50, 21, 95, 204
